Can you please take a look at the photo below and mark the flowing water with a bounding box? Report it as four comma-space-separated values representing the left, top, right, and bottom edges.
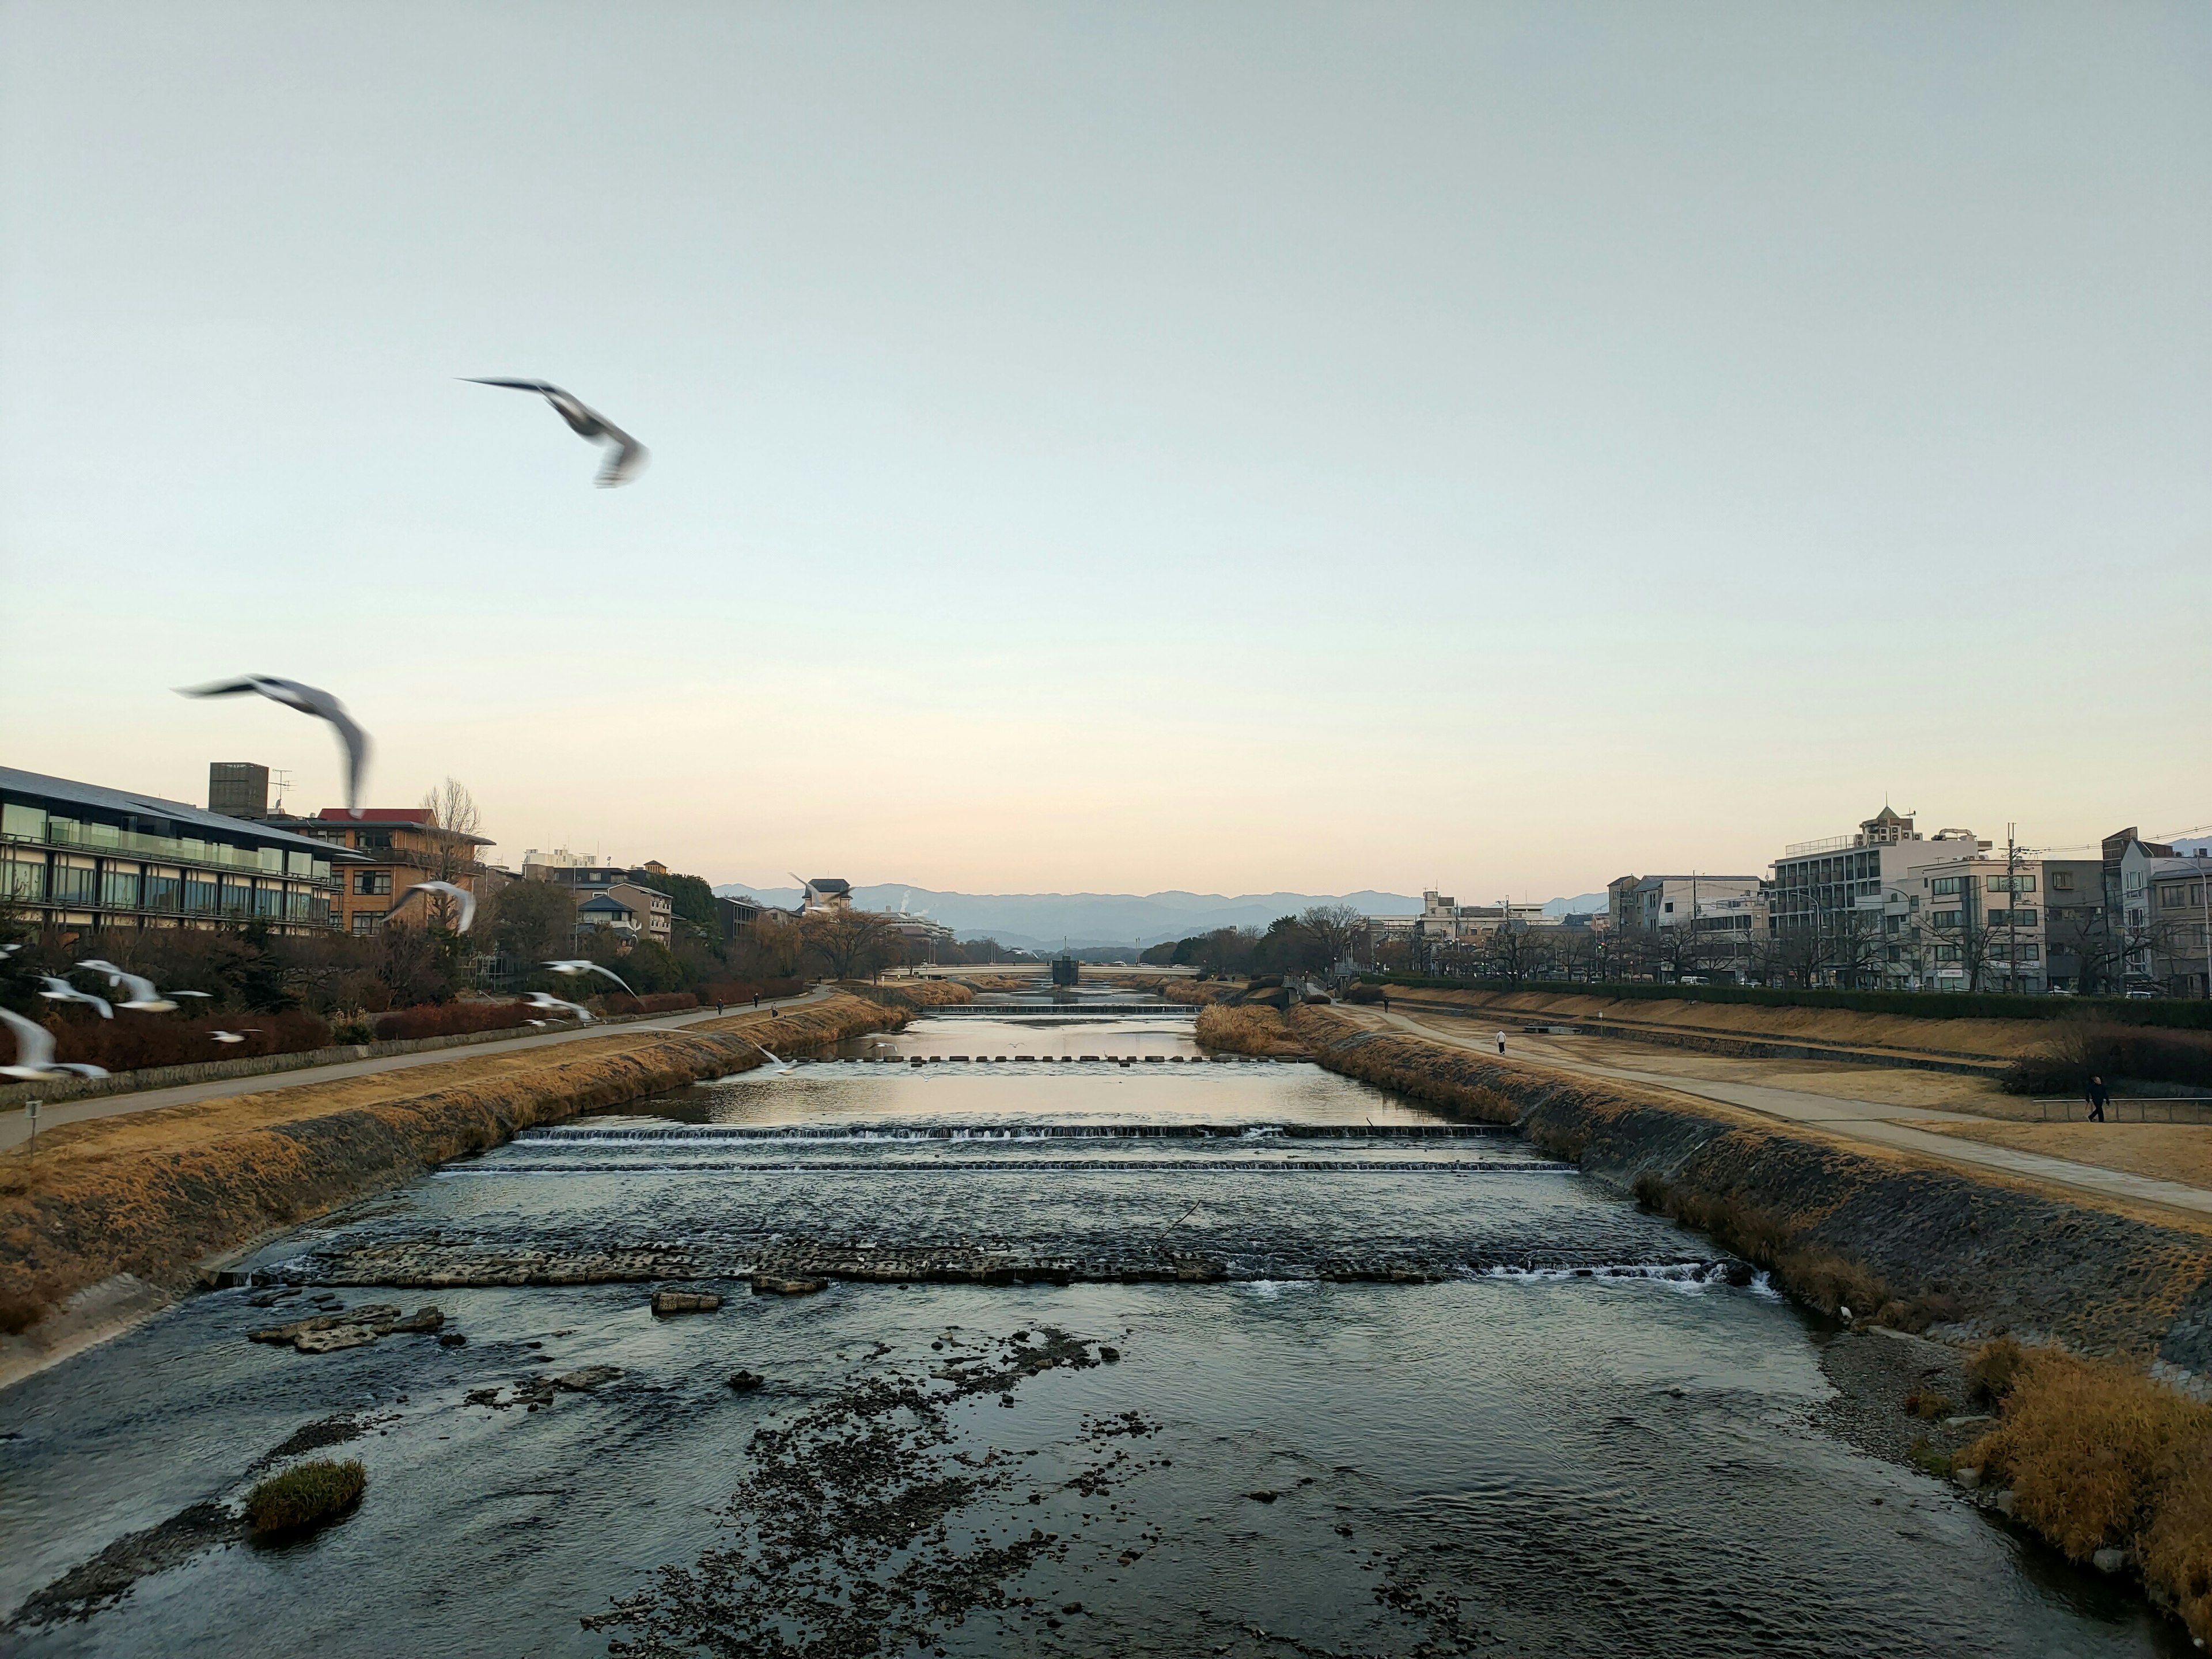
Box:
0, 1012, 2187, 1656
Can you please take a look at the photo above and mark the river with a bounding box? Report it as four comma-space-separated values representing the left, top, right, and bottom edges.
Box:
0, 1008, 2186, 1656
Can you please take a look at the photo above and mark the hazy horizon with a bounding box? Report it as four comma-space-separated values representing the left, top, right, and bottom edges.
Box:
5, 3, 2206, 895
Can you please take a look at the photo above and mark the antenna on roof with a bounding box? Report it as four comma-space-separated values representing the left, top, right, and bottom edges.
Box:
269, 768, 294, 815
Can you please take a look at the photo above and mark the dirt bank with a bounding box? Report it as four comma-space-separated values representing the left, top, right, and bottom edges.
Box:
0, 995, 900, 1376
1286, 1006, 2212, 1372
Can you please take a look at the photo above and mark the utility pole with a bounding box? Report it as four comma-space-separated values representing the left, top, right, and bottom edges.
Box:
2005, 825, 2021, 996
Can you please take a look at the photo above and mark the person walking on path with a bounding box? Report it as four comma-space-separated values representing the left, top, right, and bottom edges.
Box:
1497, 1031, 1508, 1056
2087, 1074, 2110, 1122
715, 998, 725, 1016
1381, 993, 1389, 1013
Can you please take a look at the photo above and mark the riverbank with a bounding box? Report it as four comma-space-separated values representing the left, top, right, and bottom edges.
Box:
0, 993, 902, 1387
1287, 1002, 2212, 1644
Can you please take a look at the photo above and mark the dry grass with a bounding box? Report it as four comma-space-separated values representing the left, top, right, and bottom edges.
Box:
1967, 1343, 2212, 1635
0, 995, 899, 1332
245, 1458, 365, 1533
1158, 979, 1232, 1006
1196, 1005, 1306, 1058
1926, 1122, 2212, 1191
844, 980, 976, 1010
1389, 986, 2056, 1061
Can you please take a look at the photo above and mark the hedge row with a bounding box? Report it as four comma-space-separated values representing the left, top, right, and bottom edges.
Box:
373, 1001, 533, 1042
1359, 975, 2212, 1032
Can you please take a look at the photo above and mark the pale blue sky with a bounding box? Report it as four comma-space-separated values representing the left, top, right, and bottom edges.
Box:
3, 3, 2207, 895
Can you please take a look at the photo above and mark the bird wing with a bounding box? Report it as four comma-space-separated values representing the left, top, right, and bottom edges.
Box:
464, 377, 601, 438
318, 701, 371, 815
595, 426, 649, 488
586, 963, 636, 994
176, 677, 278, 699
118, 972, 160, 1005
55, 1063, 109, 1078
0, 1007, 54, 1071
464, 377, 563, 395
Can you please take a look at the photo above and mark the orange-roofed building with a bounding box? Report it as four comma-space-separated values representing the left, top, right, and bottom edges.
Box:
270, 806, 498, 935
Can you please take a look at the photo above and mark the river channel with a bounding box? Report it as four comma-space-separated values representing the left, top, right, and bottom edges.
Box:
0, 1006, 2187, 1656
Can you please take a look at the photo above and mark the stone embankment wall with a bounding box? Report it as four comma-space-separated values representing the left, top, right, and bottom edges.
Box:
0, 995, 900, 1341
1288, 1006, 2212, 1375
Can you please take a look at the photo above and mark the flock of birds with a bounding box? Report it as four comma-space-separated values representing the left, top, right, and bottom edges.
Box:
2, 928, 644, 1085
4, 380, 652, 1085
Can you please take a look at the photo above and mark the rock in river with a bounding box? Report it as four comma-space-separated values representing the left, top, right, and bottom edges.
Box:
552, 1366, 622, 1392
728, 1370, 766, 1392
749, 1275, 825, 1297
651, 1290, 722, 1316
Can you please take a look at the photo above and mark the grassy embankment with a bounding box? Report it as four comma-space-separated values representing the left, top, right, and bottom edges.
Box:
840, 979, 976, 1011
1195, 1004, 1307, 1058
0, 994, 900, 1346
1380, 984, 2052, 1063
1289, 1001, 2212, 1637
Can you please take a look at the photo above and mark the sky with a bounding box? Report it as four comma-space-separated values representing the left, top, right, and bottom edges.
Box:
3, 2, 2207, 900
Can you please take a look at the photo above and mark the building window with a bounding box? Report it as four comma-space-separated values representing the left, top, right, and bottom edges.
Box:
0, 855, 45, 900
1931, 910, 1963, 929
183, 872, 219, 914
2051, 871, 2075, 892
1934, 946, 1963, 963
1988, 875, 2037, 893
219, 877, 252, 915
1931, 877, 1963, 896
52, 859, 96, 904
2165, 887, 2188, 909
355, 870, 393, 896
1, 803, 47, 842
146, 869, 181, 911
100, 866, 141, 908
351, 910, 385, 935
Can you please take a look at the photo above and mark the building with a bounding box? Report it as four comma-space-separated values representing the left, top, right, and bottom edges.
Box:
270, 808, 498, 936
715, 893, 763, 944
607, 881, 673, 946
2126, 843, 2212, 996
576, 891, 644, 939
800, 877, 853, 912
1770, 808, 1986, 984
1, 766, 353, 935
207, 762, 271, 820
524, 849, 626, 887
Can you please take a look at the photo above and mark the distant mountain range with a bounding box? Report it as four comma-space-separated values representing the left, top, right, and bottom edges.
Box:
710, 883, 1608, 950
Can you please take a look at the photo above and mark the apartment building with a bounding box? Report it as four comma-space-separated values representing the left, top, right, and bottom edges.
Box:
0, 766, 351, 935
2125, 843, 2212, 996
1870, 849, 2101, 994
271, 807, 498, 936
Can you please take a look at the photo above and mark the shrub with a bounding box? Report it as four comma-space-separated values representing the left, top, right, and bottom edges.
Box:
373, 1001, 532, 1042
699, 978, 802, 1006
2001, 1023, 2212, 1095
330, 1012, 377, 1046
45, 1009, 332, 1073
1967, 1337, 2026, 1406
2141, 1439, 2212, 1642
1968, 1350, 2212, 1562
1368, 974, 2212, 1031
1342, 984, 1383, 1005
245, 1459, 366, 1533
1906, 1390, 1953, 1421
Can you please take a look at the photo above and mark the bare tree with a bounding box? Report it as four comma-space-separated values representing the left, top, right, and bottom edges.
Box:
1298, 904, 1365, 971
801, 908, 896, 980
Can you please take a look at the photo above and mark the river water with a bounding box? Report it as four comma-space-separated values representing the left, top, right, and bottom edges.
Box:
0, 1011, 2187, 1656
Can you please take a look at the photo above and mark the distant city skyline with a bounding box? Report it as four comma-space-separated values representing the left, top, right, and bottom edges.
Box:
5, 4, 2206, 897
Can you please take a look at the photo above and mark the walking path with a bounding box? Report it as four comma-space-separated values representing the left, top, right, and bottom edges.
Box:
1357, 1007, 2212, 1222
0, 987, 834, 1153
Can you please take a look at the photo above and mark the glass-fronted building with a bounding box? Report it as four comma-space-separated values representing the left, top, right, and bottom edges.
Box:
0, 766, 356, 936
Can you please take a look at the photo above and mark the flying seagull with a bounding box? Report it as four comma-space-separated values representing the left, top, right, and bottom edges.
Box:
176, 676, 370, 816
1, 1007, 109, 1080
464, 378, 649, 487
39, 976, 112, 1020
543, 960, 635, 995
391, 881, 476, 933
524, 991, 593, 1022
75, 960, 187, 1013
210, 1029, 263, 1045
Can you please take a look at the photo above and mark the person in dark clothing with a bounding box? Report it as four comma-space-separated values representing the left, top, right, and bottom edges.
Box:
715, 999, 725, 1016
753, 993, 760, 1008
2086, 1075, 2109, 1122
1381, 994, 1390, 1012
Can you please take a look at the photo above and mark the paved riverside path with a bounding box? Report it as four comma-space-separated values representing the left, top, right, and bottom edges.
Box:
0, 986, 837, 1153
1350, 1007, 2212, 1223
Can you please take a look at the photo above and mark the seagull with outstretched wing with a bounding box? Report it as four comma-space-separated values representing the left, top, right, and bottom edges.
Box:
524, 991, 593, 1022
390, 881, 476, 933
176, 675, 370, 816
76, 959, 180, 1013
543, 959, 635, 995
1, 1007, 108, 1080
464, 378, 649, 487
39, 976, 112, 1020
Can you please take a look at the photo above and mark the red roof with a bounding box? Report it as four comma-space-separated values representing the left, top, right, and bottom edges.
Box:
318, 808, 435, 823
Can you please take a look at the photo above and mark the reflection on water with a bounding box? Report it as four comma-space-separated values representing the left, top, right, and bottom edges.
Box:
0, 1013, 2188, 1658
